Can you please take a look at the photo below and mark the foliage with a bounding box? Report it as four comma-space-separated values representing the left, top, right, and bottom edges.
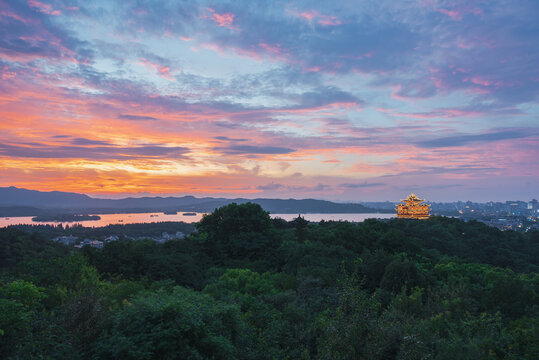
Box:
1, 204, 538, 359
95, 286, 244, 360
0, 227, 68, 269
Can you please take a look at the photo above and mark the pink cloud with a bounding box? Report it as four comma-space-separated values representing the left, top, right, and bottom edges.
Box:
467, 77, 492, 87
0, 10, 31, 23
259, 42, 282, 55
288, 9, 341, 26
437, 5, 483, 22
1, 66, 16, 80
28, 0, 61, 16
460, 76, 513, 93
298, 10, 318, 21
139, 58, 173, 80
317, 15, 341, 26
438, 8, 462, 20
258, 42, 288, 61
206, 8, 236, 30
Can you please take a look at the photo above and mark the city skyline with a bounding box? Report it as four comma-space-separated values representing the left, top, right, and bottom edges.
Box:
1, 0, 538, 202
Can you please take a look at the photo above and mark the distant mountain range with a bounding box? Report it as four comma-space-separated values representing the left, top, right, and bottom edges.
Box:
0, 186, 391, 216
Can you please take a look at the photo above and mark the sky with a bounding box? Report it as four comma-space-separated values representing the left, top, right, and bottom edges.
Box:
0, 0, 538, 202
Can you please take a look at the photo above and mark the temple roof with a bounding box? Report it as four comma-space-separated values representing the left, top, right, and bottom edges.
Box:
400, 193, 425, 203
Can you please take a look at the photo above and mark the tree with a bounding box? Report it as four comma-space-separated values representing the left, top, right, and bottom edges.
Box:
0, 280, 45, 357
380, 259, 425, 294
196, 203, 276, 266
197, 202, 272, 242
96, 286, 245, 360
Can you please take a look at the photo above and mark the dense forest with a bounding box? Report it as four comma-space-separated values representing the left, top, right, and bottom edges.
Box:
1, 203, 538, 359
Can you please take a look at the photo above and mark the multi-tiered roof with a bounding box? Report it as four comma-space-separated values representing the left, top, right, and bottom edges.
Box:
396, 193, 431, 219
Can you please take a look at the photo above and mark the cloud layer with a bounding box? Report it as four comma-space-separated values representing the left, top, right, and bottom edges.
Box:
0, 0, 537, 201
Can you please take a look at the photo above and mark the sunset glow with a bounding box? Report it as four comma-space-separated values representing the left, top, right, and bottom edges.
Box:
1, 0, 538, 201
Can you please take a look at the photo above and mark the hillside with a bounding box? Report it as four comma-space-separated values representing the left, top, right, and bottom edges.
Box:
0, 186, 385, 215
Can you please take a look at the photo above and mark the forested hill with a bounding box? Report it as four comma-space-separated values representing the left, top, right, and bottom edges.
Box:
0, 186, 383, 215
1, 203, 538, 359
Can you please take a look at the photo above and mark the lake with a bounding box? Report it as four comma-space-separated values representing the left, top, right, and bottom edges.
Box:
0, 212, 395, 228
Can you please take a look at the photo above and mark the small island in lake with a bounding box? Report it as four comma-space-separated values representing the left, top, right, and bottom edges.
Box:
32, 214, 101, 222
163, 211, 177, 215
183, 212, 197, 216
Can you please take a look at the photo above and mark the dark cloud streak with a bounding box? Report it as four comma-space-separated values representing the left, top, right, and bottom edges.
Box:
118, 114, 159, 121
415, 129, 535, 148
215, 145, 296, 155
0, 143, 190, 160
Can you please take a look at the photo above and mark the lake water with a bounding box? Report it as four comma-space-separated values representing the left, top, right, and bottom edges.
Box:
0, 212, 395, 228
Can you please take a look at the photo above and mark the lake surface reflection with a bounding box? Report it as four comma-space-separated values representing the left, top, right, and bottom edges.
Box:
0, 212, 395, 228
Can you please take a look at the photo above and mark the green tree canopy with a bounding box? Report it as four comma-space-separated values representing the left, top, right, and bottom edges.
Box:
96, 286, 245, 360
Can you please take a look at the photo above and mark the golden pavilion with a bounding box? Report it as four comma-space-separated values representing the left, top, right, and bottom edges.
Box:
396, 193, 431, 219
